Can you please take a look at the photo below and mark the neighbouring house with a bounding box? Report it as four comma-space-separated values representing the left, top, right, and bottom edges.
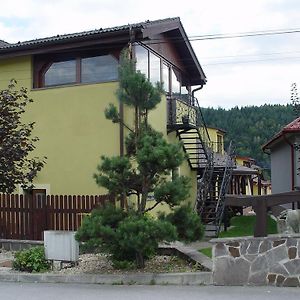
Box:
263, 117, 300, 210
0, 17, 208, 208
232, 155, 271, 196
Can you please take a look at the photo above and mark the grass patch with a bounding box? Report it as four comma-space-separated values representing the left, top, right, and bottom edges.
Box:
199, 247, 212, 258
199, 215, 278, 256
219, 215, 277, 238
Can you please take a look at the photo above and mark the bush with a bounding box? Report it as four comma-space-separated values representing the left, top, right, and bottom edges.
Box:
115, 215, 177, 268
13, 247, 50, 273
76, 205, 177, 268
160, 205, 204, 242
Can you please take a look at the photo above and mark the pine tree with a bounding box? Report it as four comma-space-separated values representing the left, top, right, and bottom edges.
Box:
94, 49, 190, 214
0, 80, 46, 193
291, 83, 300, 116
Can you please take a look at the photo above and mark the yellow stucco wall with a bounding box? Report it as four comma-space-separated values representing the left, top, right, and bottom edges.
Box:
206, 127, 225, 154
0, 55, 197, 205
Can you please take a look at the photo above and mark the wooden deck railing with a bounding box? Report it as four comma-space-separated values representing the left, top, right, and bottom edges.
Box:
225, 191, 300, 237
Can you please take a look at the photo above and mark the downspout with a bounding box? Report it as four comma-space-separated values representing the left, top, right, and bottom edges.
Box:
283, 133, 296, 209
191, 84, 203, 105
192, 84, 210, 142
283, 133, 295, 191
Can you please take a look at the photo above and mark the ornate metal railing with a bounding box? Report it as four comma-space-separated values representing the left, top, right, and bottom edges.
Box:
167, 94, 198, 128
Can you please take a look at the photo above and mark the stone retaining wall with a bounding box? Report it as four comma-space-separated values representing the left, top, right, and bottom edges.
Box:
0, 239, 43, 251
210, 234, 300, 287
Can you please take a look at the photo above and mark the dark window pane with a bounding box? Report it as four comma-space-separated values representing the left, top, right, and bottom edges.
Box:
81, 55, 118, 83
135, 45, 148, 77
149, 52, 160, 85
44, 60, 76, 86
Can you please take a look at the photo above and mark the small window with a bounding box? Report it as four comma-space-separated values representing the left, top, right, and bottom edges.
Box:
81, 55, 118, 83
217, 134, 223, 153
44, 60, 76, 86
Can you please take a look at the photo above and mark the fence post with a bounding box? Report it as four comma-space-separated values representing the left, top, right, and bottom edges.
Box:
253, 198, 268, 237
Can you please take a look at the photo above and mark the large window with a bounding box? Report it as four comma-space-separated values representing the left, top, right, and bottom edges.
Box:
36, 54, 118, 88
134, 44, 187, 95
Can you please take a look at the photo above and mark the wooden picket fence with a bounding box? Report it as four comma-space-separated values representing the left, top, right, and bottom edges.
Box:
0, 194, 111, 241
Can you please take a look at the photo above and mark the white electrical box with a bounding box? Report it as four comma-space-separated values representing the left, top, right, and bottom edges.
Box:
44, 231, 79, 262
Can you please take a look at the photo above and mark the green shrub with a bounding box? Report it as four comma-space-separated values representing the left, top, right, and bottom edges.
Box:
160, 205, 204, 242
115, 215, 177, 268
76, 205, 177, 268
13, 247, 50, 273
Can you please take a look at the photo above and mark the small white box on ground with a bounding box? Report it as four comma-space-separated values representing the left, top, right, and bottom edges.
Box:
44, 231, 79, 262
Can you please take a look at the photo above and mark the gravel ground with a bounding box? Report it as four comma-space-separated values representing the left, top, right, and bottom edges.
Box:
52, 253, 205, 275
1, 248, 207, 274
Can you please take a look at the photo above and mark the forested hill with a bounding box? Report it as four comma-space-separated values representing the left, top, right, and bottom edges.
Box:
201, 104, 295, 169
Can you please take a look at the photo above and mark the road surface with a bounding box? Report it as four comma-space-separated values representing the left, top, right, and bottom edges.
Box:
0, 282, 298, 300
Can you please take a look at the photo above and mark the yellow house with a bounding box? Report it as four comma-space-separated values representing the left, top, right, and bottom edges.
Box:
0, 18, 208, 207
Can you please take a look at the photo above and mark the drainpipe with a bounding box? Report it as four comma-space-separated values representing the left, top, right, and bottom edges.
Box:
283, 133, 295, 209
191, 84, 203, 106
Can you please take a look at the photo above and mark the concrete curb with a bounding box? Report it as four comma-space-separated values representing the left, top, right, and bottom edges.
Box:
0, 271, 213, 286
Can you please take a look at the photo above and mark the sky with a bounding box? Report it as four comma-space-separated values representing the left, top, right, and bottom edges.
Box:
0, 0, 299, 109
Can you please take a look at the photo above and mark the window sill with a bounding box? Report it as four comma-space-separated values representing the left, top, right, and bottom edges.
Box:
31, 80, 118, 91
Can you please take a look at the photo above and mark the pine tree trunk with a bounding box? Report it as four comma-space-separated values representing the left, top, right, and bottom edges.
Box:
135, 251, 145, 268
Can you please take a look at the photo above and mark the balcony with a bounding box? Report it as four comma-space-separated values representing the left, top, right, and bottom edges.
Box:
167, 94, 199, 132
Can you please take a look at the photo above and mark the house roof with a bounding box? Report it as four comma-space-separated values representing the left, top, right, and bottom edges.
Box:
207, 126, 226, 134
232, 165, 258, 175
262, 117, 300, 151
0, 17, 206, 85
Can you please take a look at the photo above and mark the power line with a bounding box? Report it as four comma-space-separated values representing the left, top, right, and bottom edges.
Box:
203, 56, 300, 66
202, 50, 300, 60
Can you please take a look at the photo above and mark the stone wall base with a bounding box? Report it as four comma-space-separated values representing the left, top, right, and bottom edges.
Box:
0, 239, 43, 251
210, 234, 300, 287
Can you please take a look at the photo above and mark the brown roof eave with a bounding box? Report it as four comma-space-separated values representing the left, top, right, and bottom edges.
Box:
0, 29, 133, 59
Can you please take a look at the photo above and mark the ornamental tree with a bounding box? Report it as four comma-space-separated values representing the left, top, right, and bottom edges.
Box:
0, 80, 46, 193
94, 49, 190, 214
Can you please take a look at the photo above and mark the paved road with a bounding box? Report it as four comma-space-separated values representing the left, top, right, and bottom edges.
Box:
0, 282, 299, 300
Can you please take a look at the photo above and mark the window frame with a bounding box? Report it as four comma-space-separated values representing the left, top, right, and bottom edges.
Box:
33, 52, 119, 89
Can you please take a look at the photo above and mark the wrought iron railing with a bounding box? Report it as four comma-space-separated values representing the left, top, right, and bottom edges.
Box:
167, 94, 198, 128
167, 93, 210, 141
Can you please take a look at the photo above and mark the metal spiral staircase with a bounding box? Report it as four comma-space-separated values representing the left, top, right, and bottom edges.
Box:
167, 93, 235, 237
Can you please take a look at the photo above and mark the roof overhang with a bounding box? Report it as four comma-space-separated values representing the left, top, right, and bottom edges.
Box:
0, 17, 206, 86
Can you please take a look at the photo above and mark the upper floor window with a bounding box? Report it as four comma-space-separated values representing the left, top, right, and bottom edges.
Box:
81, 55, 118, 83
44, 60, 77, 86
35, 54, 118, 88
134, 44, 188, 95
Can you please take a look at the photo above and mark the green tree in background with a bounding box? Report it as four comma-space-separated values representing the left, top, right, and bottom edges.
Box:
202, 104, 294, 171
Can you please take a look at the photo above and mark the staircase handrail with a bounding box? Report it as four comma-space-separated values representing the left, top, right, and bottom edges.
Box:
214, 141, 235, 235
192, 95, 211, 144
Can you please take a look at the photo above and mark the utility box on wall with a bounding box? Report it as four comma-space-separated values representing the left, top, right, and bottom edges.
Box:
44, 231, 79, 262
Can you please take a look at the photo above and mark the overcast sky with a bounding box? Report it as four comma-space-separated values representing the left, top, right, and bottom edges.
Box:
0, 0, 299, 108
